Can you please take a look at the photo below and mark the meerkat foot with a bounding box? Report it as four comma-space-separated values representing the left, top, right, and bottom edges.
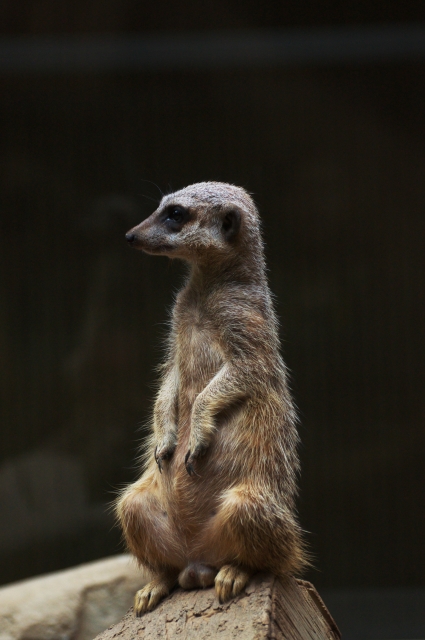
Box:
214, 565, 252, 604
154, 440, 176, 472
178, 563, 217, 590
133, 575, 176, 616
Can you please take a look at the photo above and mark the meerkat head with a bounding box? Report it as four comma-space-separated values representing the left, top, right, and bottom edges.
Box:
125, 182, 262, 265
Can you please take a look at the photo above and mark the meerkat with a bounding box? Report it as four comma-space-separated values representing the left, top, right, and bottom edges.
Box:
116, 182, 307, 616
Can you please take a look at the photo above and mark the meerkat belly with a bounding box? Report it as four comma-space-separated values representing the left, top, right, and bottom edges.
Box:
166, 326, 225, 529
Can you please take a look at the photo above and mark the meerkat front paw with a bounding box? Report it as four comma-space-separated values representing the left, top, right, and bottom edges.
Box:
154, 438, 176, 473
184, 441, 209, 476
214, 565, 252, 604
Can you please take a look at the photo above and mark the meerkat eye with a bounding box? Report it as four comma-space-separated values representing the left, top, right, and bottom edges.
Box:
164, 205, 188, 232
168, 207, 184, 223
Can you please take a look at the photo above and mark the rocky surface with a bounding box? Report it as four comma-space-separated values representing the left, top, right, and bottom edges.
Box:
0, 554, 146, 640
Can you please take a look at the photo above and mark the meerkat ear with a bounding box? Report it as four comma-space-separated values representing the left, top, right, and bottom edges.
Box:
221, 208, 241, 241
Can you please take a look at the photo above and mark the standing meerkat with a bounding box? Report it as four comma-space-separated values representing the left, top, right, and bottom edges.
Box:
117, 182, 307, 616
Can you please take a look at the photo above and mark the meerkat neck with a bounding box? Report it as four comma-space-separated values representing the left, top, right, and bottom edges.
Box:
187, 256, 266, 292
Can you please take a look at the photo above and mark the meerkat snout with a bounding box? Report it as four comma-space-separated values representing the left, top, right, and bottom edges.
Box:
125, 204, 190, 255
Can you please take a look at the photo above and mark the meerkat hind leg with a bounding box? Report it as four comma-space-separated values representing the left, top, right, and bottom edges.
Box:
214, 565, 252, 604
134, 571, 177, 616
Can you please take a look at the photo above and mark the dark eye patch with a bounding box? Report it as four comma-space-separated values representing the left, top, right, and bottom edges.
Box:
164, 205, 190, 232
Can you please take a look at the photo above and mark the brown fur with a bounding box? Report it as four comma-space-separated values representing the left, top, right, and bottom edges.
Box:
116, 182, 307, 615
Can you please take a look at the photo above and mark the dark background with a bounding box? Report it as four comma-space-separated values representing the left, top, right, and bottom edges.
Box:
0, 0, 424, 613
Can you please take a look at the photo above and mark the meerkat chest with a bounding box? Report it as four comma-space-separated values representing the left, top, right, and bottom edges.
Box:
176, 309, 224, 393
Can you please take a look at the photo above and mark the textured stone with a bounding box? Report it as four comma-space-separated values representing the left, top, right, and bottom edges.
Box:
0, 555, 146, 640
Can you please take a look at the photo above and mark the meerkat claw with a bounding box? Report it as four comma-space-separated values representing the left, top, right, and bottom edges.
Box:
215, 565, 251, 604
185, 444, 208, 476
184, 450, 195, 476
133, 579, 172, 616
155, 442, 176, 473
154, 446, 163, 473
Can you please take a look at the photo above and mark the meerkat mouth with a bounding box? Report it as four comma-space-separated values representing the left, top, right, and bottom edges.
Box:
142, 244, 175, 255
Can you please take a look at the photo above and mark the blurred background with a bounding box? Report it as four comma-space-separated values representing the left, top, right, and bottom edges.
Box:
0, 2, 424, 638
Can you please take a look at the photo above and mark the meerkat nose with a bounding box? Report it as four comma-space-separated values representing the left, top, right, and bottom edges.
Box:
125, 232, 136, 244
